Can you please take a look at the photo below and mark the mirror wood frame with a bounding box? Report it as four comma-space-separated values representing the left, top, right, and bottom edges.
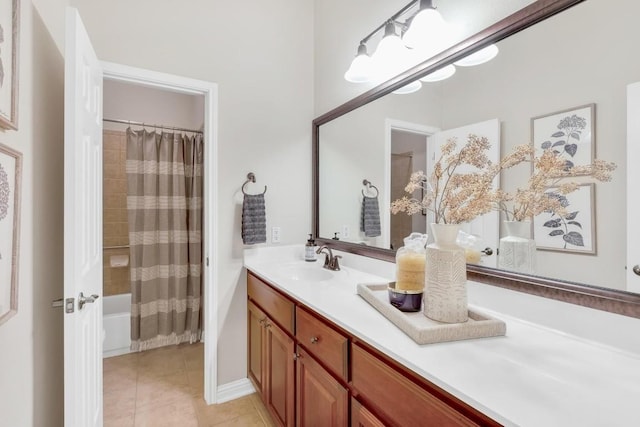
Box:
312, 0, 640, 319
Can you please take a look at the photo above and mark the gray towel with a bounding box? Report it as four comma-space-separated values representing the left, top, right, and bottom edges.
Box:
361, 196, 381, 237
242, 194, 267, 244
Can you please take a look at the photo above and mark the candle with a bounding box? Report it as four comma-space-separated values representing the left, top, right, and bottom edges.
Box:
396, 252, 426, 291
465, 248, 481, 264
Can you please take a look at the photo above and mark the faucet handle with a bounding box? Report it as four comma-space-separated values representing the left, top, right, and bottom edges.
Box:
330, 255, 342, 271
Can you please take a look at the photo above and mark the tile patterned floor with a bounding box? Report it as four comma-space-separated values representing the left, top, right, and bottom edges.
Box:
103, 343, 275, 426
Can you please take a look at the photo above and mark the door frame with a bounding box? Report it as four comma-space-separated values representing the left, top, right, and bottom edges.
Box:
384, 119, 440, 249
101, 61, 219, 403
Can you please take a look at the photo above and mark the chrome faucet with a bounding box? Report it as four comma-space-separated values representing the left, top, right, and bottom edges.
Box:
316, 245, 341, 271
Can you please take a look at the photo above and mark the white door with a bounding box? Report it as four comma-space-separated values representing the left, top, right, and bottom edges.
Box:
627, 83, 640, 292
64, 7, 104, 427
427, 119, 500, 267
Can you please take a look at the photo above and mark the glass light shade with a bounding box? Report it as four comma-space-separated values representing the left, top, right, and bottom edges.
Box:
454, 44, 499, 67
403, 8, 447, 50
392, 80, 422, 95
344, 54, 373, 83
371, 31, 411, 82
419, 64, 456, 82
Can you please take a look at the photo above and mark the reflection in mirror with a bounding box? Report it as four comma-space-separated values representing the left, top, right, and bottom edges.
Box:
390, 130, 427, 250
317, 0, 639, 294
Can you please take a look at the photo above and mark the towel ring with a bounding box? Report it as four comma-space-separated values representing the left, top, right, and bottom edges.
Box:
242, 172, 267, 195
362, 179, 379, 198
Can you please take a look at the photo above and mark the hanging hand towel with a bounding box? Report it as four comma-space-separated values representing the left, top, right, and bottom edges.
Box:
361, 196, 381, 237
242, 193, 267, 244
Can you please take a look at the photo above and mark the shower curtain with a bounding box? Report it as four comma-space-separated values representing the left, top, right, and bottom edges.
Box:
126, 128, 204, 351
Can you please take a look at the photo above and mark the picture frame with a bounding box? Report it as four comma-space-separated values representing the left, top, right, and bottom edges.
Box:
531, 104, 595, 174
533, 183, 596, 254
0, 142, 22, 325
0, 0, 20, 130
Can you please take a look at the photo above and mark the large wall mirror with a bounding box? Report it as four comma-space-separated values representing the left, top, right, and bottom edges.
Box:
313, 0, 640, 317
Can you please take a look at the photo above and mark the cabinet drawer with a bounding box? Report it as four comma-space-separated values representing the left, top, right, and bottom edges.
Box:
248, 272, 295, 335
296, 307, 348, 381
351, 343, 481, 427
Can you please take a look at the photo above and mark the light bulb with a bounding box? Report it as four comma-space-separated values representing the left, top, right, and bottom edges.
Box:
419, 64, 456, 82
454, 44, 499, 67
344, 43, 372, 83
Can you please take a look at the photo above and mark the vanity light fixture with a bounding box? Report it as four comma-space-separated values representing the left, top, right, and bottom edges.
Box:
402, 0, 448, 51
371, 21, 411, 83
343, 0, 499, 92
392, 80, 422, 95
344, 43, 373, 83
454, 44, 499, 67
420, 64, 456, 82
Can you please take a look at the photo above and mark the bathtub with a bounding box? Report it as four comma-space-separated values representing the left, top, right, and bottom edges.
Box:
103, 293, 132, 358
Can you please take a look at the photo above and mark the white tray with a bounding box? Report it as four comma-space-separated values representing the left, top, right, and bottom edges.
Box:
357, 283, 506, 345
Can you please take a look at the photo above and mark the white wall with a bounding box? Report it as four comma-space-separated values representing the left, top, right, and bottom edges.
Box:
0, 1, 69, 426
103, 80, 204, 132
69, 0, 314, 386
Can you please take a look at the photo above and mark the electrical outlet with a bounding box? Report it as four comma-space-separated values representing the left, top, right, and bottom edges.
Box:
342, 225, 350, 239
271, 226, 281, 243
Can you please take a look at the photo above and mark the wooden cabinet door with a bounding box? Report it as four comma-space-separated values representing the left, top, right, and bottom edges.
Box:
351, 398, 386, 427
248, 301, 266, 395
296, 347, 348, 427
265, 318, 295, 427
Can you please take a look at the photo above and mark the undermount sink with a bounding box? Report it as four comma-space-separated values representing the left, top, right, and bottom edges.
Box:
281, 264, 334, 282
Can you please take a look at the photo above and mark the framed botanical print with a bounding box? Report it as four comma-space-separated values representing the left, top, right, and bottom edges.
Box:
0, 142, 22, 325
533, 183, 596, 254
0, 0, 19, 130
531, 104, 595, 174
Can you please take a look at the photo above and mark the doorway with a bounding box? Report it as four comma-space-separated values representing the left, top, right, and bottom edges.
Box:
100, 61, 218, 405
384, 119, 439, 250
101, 77, 209, 424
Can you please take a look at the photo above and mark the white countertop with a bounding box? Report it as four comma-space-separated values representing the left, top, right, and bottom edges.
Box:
244, 245, 640, 427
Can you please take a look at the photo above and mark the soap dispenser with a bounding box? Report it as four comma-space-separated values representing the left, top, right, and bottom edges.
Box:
305, 234, 317, 262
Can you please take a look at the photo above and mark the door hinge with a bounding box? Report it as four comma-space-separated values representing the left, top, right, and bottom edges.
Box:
206, 257, 210, 267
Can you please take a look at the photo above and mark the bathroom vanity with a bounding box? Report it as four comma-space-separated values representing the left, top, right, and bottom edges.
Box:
245, 246, 640, 427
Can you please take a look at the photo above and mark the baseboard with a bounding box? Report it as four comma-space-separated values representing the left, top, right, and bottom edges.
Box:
103, 347, 132, 358
216, 378, 256, 404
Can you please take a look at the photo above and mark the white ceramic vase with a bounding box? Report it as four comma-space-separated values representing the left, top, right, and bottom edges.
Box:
424, 223, 468, 323
497, 220, 537, 274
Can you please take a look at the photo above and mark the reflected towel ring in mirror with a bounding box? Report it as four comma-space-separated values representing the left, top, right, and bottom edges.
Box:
242, 172, 267, 195
362, 179, 379, 197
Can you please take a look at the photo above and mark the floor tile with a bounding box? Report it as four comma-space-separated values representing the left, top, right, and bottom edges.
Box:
250, 394, 276, 427
138, 346, 186, 378
210, 411, 266, 427
194, 395, 257, 425
103, 343, 277, 427
135, 371, 191, 411
104, 413, 135, 427
186, 368, 205, 397
134, 397, 199, 427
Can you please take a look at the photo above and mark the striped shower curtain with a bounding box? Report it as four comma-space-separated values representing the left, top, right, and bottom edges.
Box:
126, 128, 203, 351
